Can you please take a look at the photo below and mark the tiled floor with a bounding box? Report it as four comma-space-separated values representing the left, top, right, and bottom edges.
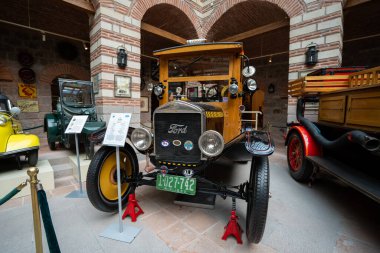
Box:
1, 143, 380, 253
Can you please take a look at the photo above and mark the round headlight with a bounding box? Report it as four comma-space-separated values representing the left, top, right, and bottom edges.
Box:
198, 130, 224, 157
242, 66, 256, 77
131, 128, 152, 151
229, 82, 238, 95
147, 83, 154, 92
154, 86, 163, 96
246, 78, 257, 91
0, 115, 7, 126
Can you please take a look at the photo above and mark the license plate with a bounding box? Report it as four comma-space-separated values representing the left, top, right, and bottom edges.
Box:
156, 174, 196, 195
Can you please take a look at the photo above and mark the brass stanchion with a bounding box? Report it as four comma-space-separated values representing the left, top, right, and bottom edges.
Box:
27, 167, 43, 253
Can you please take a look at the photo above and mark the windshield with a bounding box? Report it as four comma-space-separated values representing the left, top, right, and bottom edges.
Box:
167, 54, 231, 103
0, 99, 10, 113
0, 100, 7, 112
168, 55, 229, 77
61, 82, 94, 107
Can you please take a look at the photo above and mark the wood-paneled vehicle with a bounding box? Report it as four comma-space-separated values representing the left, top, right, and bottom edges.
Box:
86, 42, 274, 243
0, 93, 39, 168
286, 67, 380, 203
44, 79, 105, 158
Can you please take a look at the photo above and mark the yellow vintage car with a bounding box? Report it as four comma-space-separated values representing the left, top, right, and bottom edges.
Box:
0, 94, 39, 168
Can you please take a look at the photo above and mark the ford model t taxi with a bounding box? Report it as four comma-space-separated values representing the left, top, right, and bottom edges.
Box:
86, 42, 274, 243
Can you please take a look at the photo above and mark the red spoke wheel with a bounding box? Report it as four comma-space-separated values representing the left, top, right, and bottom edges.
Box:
287, 132, 313, 182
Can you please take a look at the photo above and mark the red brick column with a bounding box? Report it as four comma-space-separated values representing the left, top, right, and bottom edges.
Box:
287, 1, 344, 122
90, 0, 201, 127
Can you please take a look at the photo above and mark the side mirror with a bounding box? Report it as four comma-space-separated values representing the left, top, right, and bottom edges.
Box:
10, 107, 21, 116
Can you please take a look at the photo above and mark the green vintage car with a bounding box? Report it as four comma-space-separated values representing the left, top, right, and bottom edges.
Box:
44, 79, 105, 158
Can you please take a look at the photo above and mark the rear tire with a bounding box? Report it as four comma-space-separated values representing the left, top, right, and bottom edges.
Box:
86, 144, 139, 212
287, 132, 313, 182
246, 156, 269, 244
28, 150, 38, 166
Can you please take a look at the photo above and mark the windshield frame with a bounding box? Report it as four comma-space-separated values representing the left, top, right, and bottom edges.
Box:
58, 79, 95, 108
164, 53, 234, 103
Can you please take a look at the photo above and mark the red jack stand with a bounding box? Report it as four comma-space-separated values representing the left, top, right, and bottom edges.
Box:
222, 198, 243, 244
122, 193, 144, 222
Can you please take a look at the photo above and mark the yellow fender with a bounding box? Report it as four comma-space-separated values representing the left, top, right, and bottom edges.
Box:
6, 134, 40, 152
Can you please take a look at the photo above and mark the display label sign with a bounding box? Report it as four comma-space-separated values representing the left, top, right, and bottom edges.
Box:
65, 115, 88, 134
103, 113, 131, 147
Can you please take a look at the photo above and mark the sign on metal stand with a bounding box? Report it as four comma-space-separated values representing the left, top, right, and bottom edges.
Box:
65, 115, 88, 198
99, 113, 141, 243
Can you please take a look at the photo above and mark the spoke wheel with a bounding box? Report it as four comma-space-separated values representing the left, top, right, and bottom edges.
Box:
287, 132, 313, 182
246, 156, 269, 244
86, 145, 138, 212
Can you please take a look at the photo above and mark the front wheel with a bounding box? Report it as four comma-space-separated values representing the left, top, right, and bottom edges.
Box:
28, 149, 38, 166
246, 156, 269, 244
86, 145, 139, 212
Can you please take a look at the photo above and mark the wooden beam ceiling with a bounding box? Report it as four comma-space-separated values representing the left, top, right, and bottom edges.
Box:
219, 20, 289, 42
141, 22, 187, 44
345, 0, 371, 8
61, 0, 95, 14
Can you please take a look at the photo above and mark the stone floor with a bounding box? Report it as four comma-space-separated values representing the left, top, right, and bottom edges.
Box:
0, 141, 380, 253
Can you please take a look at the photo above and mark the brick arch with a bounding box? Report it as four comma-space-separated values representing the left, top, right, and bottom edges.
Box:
0, 62, 14, 82
39, 64, 90, 85
202, 0, 306, 38
130, 0, 202, 38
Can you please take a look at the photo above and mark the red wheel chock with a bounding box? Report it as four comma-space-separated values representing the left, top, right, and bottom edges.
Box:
222, 210, 243, 244
122, 193, 144, 222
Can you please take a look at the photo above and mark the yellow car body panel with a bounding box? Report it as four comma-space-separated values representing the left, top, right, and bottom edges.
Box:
0, 119, 13, 152
0, 113, 40, 154
6, 134, 40, 152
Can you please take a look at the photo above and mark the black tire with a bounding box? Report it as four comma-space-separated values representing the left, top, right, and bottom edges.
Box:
287, 132, 313, 182
28, 150, 38, 166
63, 136, 71, 149
48, 141, 56, 150
246, 156, 269, 244
86, 144, 139, 212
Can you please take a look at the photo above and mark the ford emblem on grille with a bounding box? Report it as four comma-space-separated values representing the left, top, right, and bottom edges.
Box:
173, 140, 181, 146
161, 140, 170, 147
184, 140, 193, 151
168, 124, 188, 134
183, 169, 194, 178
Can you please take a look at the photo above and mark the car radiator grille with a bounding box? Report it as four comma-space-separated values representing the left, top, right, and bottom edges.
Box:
154, 113, 202, 163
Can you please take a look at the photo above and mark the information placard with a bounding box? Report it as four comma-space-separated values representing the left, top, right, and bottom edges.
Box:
65, 115, 88, 134
103, 113, 131, 147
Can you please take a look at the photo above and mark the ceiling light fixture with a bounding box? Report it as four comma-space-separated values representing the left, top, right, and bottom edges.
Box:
83, 42, 89, 50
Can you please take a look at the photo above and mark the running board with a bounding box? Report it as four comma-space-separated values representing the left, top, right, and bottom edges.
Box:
307, 156, 380, 203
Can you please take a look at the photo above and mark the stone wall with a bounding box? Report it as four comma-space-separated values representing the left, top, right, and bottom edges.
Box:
0, 24, 90, 143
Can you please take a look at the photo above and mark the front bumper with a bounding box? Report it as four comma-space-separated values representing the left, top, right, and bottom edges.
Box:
0, 146, 39, 158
